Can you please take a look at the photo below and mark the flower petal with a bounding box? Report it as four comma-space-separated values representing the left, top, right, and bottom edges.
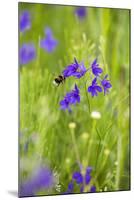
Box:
72, 171, 83, 184
95, 85, 102, 92
92, 77, 97, 85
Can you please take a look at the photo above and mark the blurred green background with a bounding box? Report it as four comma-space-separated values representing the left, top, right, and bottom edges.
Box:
19, 2, 130, 196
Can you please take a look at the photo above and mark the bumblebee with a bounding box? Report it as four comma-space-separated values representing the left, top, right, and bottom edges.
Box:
53, 75, 66, 86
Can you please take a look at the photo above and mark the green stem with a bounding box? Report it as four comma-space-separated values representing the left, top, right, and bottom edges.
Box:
70, 129, 81, 167
86, 120, 96, 166
84, 81, 91, 115
95, 128, 102, 170
115, 132, 122, 189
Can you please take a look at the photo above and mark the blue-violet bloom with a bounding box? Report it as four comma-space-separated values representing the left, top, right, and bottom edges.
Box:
67, 84, 80, 104
20, 11, 31, 32
60, 97, 71, 112
64, 166, 95, 194
63, 58, 87, 79
101, 74, 112, 95
40, 27, 58, 53
88, 77, 102, 97
20, 166, 55, 197
60, 84, 80, 111
19, 43, 36, 65
91, 59, 103, 76
75, 7, 87, 19
90, 186, 96, 192
72, 171, 83, 184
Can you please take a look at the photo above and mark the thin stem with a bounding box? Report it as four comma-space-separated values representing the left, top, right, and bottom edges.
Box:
84, 81, 91, 115
36, 35, 41, 68
86, 120, 96, 166
115, 132, 122, 189
95, 128, 102, 170
70, 129, 81, 167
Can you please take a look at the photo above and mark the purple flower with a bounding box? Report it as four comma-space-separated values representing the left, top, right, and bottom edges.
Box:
86, 166, 92, 174
64, 166, 96, 194
60, 97, 71, 112
85, 166, 92, 185
68, 84, 80, 104
75, 7, 87, 19
68, 181, 74, 191
40, 27, 58, 53
88, 77, 102, 97
63, 181, 74, 195
101, 75, 112, 95
72, 171, 83, 184
85, 173, 91, 185
20, 165, 55, 197
19, 43, 36, 65
60, 84, 80, 111
63, 58, 87, 78
91, 59, 103, 76
80, 185, 84, 192
20, 11, 31, 32
90, 186, 96, 192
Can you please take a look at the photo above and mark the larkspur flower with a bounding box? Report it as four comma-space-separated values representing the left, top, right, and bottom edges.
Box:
90, 186, 96, 192
85, 171, 91, 184
75, 7, 87, 19
20, 11, 31, 32
88, 77, 102, 97
91, 59, 103, 76
65, 181, 74, 194
72, 171, 83, 184
101, 74, 112, 95
60, 97, 71, 111
64, 166, 96, 194
19, 43, 36, 65
68, 84, 80, 104
20, 165, 56, 197
40, 27, 58, 53
63, 58, 87, 79
60, 84, 80, 111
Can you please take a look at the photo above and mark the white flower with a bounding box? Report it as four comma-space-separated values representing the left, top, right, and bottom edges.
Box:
68, 122, 76, 129
91, 111, 101, 119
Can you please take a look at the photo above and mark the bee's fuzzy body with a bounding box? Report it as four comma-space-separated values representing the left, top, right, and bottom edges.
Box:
53, 75, 66, 86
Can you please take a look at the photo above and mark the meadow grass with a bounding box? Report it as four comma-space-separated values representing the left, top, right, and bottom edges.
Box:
19, 3, 130, 195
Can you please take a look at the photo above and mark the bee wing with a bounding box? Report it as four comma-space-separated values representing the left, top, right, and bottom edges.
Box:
53, 80, 59, 86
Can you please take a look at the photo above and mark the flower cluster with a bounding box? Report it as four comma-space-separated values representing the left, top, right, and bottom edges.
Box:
19, 10, 58, 66
63, 58, 86, 79
64, 166, 96, 194
60, 84, 80, 112
60, 57, 112, 111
